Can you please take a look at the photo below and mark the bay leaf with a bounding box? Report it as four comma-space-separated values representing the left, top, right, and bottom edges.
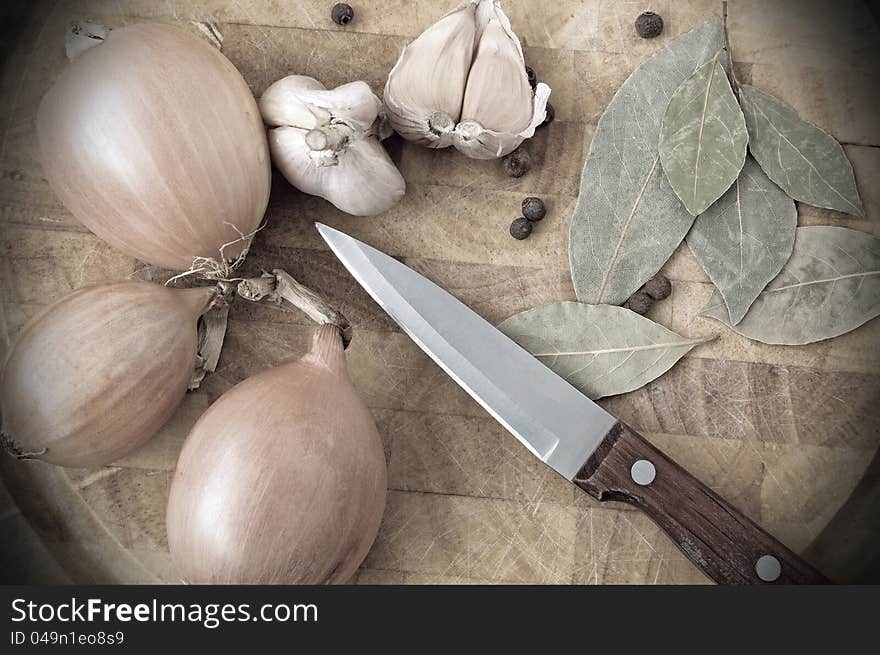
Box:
498, 302, 713, 400
700, 226, 880, 344
659, 52, 748, 216
687, 156, 796, 326
740, 85, 864, 217
569, 17, 723, 305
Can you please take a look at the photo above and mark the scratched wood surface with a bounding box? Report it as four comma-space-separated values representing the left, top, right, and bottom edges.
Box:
1, 0, 878, 584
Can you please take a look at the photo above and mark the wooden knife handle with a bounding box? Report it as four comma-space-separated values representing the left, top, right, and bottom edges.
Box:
573, 422, 830, 584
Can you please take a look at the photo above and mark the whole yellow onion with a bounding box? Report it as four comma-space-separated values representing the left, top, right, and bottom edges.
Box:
1, 282, 216, 468
167, 324, 387, 584
37, 24, 270, 271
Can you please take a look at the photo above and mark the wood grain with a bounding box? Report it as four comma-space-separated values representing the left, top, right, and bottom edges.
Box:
1, 0, 879, 584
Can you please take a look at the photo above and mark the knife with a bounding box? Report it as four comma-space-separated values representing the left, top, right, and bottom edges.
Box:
317, 223, 829, 585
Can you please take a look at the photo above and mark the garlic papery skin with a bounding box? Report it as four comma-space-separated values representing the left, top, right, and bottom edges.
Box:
167, 324, 387, 584
384, 1, 551, 159
383, 2, 478, 147
260, 75, 405, 216
0, 282, 217, 468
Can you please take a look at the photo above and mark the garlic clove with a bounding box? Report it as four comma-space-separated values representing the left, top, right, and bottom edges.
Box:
293, 80, 382, 134
268, 127, 327, 197
268, 126, 405, 216
383, 2, 478, 147
384, 1, 551, 159
328, 138, 406, 215
260, 76, 382, 134
461, 15, 532, 135
452, 81, 551, 159
451, 2, 551, 160
259, 75, 330, 130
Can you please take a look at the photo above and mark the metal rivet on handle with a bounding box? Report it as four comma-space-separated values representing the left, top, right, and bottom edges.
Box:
630, 459, 656, 486
756, 554, 781, 582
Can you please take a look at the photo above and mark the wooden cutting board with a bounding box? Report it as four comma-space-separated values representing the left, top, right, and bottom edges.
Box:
1, 0, 878, 584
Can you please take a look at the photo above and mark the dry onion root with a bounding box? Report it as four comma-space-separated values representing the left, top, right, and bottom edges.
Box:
167, 306, 386, 584
234, 269, 352, 346
187, 267, 353, 393
0, 282, 220, 468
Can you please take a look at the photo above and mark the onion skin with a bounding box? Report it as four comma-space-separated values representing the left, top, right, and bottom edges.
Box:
167, 325, 387, 584
1, 282, 214, 468
37, 24, 270, 271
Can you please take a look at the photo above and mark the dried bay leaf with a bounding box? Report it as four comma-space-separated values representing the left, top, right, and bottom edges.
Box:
659, 52, 747, 216
498, 302, 713, 400
570, 17, 723, 306
687, 156, 796, 326
701, 226, 880, 344
740, 85, 864, 217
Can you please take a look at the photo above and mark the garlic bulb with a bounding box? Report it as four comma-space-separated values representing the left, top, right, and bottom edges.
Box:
384, 0, 551, 159
167, 324, 387, 584
1, 282, 217, 468
260, 75, 405, 216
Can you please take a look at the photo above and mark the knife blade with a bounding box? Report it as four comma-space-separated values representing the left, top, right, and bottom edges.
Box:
317, 223, 829, 585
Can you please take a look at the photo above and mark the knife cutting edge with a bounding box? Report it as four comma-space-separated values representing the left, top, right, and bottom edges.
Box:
316, 223, 829, 585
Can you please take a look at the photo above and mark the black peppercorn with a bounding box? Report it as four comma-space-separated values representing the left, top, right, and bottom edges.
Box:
635, 11, 663, 39
331, 3, 354, 26
509, 217, 532, 240
525, 65, 537, 89
642, 273, 672, 300
539, 102, 554, 128
522, 197, 546, 222
503, 148, 531, 178
624, 291, 653, 315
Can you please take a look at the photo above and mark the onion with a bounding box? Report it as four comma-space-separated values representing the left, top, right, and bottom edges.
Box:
1, 282, 217, 468
166, 324, 387, 584
37, 23, 270, 272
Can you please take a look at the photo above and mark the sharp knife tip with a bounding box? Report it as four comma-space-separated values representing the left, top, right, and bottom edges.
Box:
315, 221, 355, 249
